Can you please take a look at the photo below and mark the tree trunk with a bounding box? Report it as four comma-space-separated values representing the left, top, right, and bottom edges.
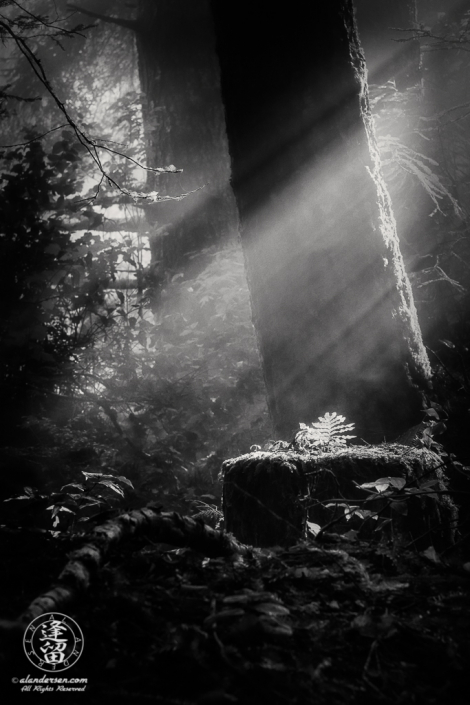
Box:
355, 0, 420, 90
355, 0, 454, 349
135, 0, 239, 276
210, 0, 431, 442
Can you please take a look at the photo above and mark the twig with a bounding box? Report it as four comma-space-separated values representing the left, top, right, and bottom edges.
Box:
0, 123, 68, 148
0, 15, 187, 202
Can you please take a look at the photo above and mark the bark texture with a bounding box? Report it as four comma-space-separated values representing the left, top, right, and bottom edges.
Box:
135, 0, 239, 274
223, 455, 308, 547
211, 0, 431, 442
355, 0, 420, 89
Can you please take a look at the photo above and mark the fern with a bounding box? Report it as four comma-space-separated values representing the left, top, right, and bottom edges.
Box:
191, 501, 223, 528
294, 412, 355, 453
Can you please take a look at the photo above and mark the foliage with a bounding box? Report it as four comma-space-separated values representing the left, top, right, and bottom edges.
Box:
2, 0, 470, 535
46, 470, 134, 529
293, 413, 355, 453
0, 136, 85, 432
4, 512, 470, 705
67, 244, 270, 480
0, 188, 269, 513
0, 1, 184, 204
190, 499, 224, 529
0, 131, 152, 440
0, 16, 269, 509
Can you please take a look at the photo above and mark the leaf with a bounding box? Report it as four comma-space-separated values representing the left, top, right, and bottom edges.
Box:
122, 253, 136, 266
306, 521, 321, 536
358, 477, 406, 492
47, 505, 74, 515
114, 475, 134, 489
253, 603, 290, 617
374, 518, 392, 532
258, 617, 293, 638
98, 480, 124, 497
60, 483, 85, 492
418, 478, 440, 490
430, 421, 447, 436
422, 546, 440, 563
342, 529, 358, 541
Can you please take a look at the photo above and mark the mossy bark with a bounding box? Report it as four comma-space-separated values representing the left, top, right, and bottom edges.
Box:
223, 455, 308, 548
222, 446, 457, 550
211, 0, 431, 442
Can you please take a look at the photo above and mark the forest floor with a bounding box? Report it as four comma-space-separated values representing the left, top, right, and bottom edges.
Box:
1, 520, 469, 705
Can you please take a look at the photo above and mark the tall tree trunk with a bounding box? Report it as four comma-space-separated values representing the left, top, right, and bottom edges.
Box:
355, 0, 420, 90
135, 0, 238, 276
355, 0, 435, 336
210, 0, 431, 441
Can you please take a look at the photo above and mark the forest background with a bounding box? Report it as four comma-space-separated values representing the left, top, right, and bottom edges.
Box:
0, 0, 469, 533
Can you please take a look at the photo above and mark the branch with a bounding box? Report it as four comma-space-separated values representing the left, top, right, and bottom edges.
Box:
0, 17, 186, 203
391, 26, 470, 52
0, 508, 253, 636
9, 0, 89, 37
0, 123, 68, 147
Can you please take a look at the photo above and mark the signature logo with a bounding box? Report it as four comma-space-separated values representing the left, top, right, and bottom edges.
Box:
23, 613, 84, 672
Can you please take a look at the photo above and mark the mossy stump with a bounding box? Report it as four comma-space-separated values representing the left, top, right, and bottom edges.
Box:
222, 445, 458, 550
222, 454, 307, 547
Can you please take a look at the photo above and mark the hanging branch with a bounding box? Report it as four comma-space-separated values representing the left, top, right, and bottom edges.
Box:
391, 26, 470, 53
0, 13, 198, 204
7, 0, 90, 36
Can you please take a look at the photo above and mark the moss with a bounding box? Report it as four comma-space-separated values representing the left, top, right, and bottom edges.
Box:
223, 445, 458, 549
343, 0, 432, 388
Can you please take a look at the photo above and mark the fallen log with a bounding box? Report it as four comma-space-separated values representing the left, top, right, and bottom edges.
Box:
0, 507, 251, 637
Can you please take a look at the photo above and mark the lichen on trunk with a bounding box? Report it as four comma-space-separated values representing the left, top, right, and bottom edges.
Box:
211, 1, 431, 442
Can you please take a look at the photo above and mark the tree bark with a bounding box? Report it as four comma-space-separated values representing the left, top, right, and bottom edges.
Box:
210, 0, 431, 442
355, 0, 420, 90
135, 0, 239, 276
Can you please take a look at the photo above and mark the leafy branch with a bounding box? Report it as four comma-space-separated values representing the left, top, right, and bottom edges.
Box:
0, 4, 193, 204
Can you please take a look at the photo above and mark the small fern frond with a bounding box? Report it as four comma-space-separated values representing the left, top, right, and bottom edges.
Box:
294, 412, 355, 452
191, 501, 223, 527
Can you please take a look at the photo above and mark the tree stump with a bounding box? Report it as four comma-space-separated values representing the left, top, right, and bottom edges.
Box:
222, 445, 458, 550
222, 454, 307, 547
